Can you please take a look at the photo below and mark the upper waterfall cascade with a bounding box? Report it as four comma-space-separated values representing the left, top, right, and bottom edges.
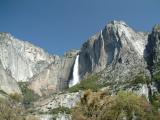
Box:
69, 55, 80, 87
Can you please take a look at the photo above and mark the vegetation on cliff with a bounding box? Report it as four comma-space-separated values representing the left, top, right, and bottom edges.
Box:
68, 74, 103, 92
18, 82, 40, 108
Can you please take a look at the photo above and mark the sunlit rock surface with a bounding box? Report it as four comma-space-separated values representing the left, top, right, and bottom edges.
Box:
28, 50, 79, 96
34, 92, 82, 112
0, 33, 58, 82
0, 60, 21, 94
79, 21, 150, 82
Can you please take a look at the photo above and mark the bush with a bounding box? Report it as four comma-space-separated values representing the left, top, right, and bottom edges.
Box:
153, 72, 160, 81
18, 82, 40, 107
25, 116, 39, 120
50, 107, 71, 114
72, 90, 110, 120
68, 74, 102, 92
151, 93, 160, 110
72, 90, 160, 120
0, 98, 25, 120
130, 73, 150, 85
112, 91, 154, 120
9, 93, 23, 102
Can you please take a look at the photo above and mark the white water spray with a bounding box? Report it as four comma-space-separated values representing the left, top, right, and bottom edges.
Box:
69, 55, 80, 87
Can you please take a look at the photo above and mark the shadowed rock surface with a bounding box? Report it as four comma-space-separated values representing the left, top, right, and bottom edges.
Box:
79, 21, 150, 83
28, 55, 77, 96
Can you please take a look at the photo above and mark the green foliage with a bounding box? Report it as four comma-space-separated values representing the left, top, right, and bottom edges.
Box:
72, 90, 160, 120
153, 71, 160, 81
68, 74, 102, 92
18, 82, 40, 107
112, 91, 155, 120
0, 97, 39, 120
72, 90, 110, 120
50, 107, 71, 114
9, 93, 23, 102
130, 73, 150, 85
151, 93, 160, 110
0, 97, 25, 120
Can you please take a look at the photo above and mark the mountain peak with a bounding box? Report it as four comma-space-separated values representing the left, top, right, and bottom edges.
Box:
109, 20, 128, 26
153, 24, 160, 32
0, 32, 13, 39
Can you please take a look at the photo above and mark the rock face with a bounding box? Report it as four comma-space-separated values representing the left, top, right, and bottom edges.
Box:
34, 92, 82, 112
0, 60, 21, 94
0, 33, 57, 82
0, 21, 160, 98
0, 33, 78, 95
28, 56, 76, 96
145, 24, 160, 93
1, 21, 160, 120
146, 25, 160, 73
79, 21, 150, 82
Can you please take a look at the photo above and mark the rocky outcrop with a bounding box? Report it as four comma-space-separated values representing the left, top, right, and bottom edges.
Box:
0, 33, 78, 95
28, 55, 76, 96
34, 92, 82, 112
34, 114, 71, 120
28, 50, 79, 96
79, 21, 150, 83
54, 114, 71, 120
145, 24, 160, 93
30, 92, 81, 120
146, 25, 160, 73
0, 21, 160, 98
0, 60, 21, 94
2, 21, 160, 120
0, 33, 58, 82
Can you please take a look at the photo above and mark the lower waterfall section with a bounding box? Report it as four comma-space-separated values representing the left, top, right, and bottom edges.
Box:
69, 55, 80, 87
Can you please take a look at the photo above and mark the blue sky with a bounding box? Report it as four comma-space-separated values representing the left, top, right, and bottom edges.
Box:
0, 0, 159, 55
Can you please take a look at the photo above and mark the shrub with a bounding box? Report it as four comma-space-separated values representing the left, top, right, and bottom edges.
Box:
18, 82, 40, 107
130, 73, 150, 85
72, 90, 159, 120
50, 107, 71, 114
72, 90, 110, 120
9, 93, 23, 102
0, 98, 25, 120
151, 93, 160, 110
153, 72, 160, 81
25, 116, 39, 120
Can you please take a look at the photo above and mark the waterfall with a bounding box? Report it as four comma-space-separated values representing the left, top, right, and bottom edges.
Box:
69, 55, 80, 87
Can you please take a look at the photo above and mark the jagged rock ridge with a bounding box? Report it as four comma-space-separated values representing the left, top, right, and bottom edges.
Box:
0, 21, 160, 120
79, 21, 150, 82
0, 21, 160, 97
0, 33, 78, 95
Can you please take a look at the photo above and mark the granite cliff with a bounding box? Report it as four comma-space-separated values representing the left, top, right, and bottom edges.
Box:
0, 21, 160, 120
0, 33, 78, 95
0, 33, 57, 82
79, 21, 149, 81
